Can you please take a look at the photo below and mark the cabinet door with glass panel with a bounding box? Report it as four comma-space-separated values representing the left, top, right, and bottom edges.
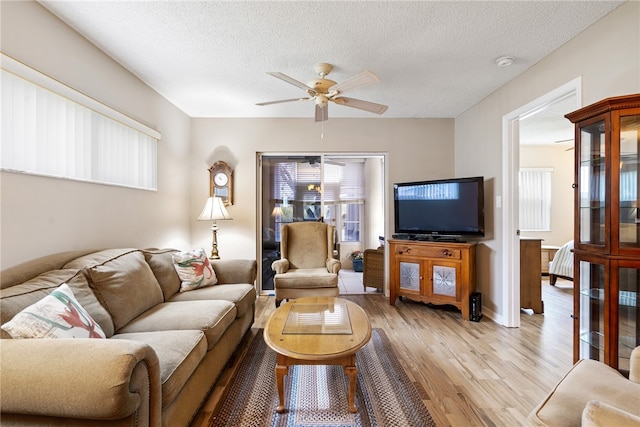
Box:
567, 94, 640, 373
617, 109, 640, 255
574, 115, 608, 253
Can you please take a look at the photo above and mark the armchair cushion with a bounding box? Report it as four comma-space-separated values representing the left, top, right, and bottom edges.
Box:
272, 268, 339, 289
527, 355, 640, 427
281, 222, 337, 269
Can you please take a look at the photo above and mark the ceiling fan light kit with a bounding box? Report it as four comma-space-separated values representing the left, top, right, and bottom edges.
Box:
256, 62, 388, 122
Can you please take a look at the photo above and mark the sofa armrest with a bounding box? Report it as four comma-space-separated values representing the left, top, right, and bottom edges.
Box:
326, 258, 341, 274
271, 259, 289, 274
1, 338, 161, 423
211, 259, 257, 284
582, 400, 640, 427
630, 346, 640, 383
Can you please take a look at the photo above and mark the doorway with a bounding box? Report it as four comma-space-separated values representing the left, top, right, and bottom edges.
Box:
502, 78, 581, 327
257, 153, 386, 295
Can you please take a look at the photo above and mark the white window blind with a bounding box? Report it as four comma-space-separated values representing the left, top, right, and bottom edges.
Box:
519, 168, 552, 231
1, 54, 159, 190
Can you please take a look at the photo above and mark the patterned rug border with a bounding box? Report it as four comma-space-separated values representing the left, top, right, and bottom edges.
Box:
211, 328, 436, 427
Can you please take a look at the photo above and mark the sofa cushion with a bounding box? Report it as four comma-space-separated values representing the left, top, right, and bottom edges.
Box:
168, 284, 256, 318
85, 251, 164, 330
113, 330, 206, 407
117, 301, 236, 350
1, 283, 106, 339
172, 249, 218, 292
63, 248, 138, 269
143, 249, 181, 300
0, 269, 114, 338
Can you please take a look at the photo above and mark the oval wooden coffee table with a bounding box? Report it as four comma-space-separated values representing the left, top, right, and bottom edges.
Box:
263, 296, 372, 414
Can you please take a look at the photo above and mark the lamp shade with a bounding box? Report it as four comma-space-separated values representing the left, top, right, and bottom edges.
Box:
197, 197, 232, 221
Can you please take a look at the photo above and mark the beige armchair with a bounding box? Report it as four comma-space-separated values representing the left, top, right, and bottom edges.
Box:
271, 222, 341, 307
526, 346, 640, 427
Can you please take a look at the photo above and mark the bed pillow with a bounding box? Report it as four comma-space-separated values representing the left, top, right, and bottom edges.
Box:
1, 283, 106, 339
172, 249, 218, 292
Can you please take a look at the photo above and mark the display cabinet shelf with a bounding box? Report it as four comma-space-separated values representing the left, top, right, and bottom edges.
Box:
579, 330, 605, 351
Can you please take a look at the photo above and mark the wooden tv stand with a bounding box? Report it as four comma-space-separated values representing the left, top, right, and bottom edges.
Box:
389, 239, 477, 320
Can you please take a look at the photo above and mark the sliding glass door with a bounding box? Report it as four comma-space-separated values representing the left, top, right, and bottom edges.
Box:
258, 154, 385, 294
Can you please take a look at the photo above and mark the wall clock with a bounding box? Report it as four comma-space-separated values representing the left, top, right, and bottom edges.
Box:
208, 161, 233, 206
433, 265, 456, 297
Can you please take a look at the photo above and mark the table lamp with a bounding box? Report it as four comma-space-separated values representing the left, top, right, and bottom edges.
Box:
197, 196, 232, 259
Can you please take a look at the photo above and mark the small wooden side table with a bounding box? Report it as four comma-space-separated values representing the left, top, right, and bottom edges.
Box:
263, 297, 372, 414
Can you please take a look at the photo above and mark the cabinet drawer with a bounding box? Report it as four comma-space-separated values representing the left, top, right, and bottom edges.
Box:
394, 245, 461, 260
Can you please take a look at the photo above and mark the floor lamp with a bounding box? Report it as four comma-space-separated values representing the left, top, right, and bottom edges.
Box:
197, 196, 232, 259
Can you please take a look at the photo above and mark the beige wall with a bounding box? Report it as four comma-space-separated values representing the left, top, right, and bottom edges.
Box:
0, 1, 193, 268
189, 118, 455, 261
3, 0, 637, 324
519, 145, 574, 247
455, 1, 639, 321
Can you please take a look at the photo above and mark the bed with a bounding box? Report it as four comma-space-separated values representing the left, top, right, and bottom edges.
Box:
549, 240, 574, 285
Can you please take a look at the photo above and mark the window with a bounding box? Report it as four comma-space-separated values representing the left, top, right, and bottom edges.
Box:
1, 54, 160, 190
519, 168, 552, 231
324, 160, 364, 242
266, 156, 365, 241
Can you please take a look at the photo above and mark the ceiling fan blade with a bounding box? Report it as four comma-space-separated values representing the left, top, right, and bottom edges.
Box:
328, 70, 380, 95
267, 72, 314, 93
256, 97, 310, 106
333, 97, 388, 115
315, 104, 328, 122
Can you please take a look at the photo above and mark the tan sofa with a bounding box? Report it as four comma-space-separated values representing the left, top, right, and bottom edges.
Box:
526, 346, 640, 427
0, 248, 257, 427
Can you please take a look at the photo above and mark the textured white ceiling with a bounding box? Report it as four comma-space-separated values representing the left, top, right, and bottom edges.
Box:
40, 0, 623, 125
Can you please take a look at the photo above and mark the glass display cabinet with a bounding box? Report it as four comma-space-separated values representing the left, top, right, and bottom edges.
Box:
566, 94, 640, 375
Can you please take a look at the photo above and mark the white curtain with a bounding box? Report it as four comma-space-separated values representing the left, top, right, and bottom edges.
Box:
519, 168, 552, 231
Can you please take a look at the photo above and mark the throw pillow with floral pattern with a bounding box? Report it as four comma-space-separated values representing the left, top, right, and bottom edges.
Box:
172, 248, 218, 292
1, 283, 106, 339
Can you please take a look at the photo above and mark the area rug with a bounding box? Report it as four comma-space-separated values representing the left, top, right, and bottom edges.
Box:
211, 328, 436, 427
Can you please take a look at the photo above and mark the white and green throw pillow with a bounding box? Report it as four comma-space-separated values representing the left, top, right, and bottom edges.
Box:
172, 248, 218, 292
1, 283, 106, 339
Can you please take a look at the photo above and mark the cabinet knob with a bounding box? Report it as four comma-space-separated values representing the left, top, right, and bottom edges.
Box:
442, 249, 451, 256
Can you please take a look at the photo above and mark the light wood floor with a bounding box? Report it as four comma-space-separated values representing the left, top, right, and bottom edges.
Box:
192, 278, 574, 427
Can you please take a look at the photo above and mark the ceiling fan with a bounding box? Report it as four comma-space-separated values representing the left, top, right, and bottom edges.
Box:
256, 63, 388, 122
555, 138, 575, 151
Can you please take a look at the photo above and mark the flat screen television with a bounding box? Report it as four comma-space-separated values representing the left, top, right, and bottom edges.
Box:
393, 176, 485, 239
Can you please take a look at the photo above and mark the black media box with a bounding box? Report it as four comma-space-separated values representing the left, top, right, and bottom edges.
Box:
470, 292, 482, 322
